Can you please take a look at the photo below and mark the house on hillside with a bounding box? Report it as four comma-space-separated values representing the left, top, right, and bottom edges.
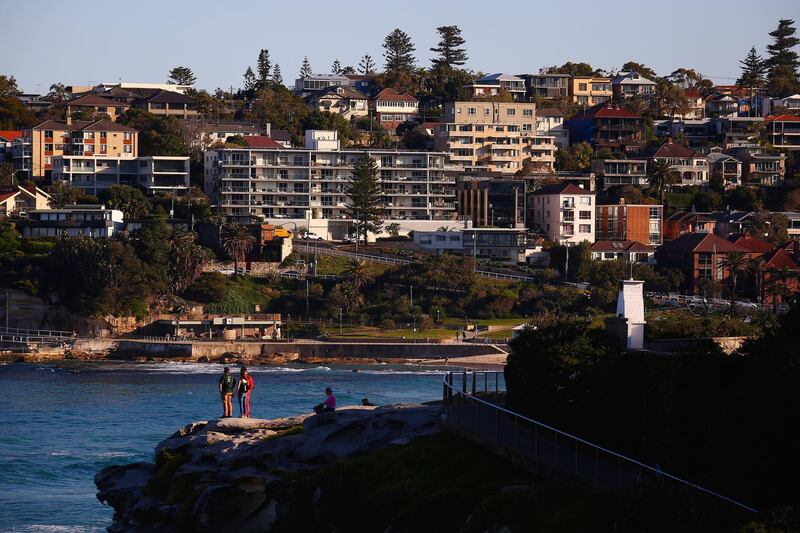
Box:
648, 137, 709, 187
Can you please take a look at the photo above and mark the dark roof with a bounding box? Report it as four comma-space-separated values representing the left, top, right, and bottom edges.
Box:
374, 88, 417, 102
592, 240, 654, 253
652, 139, 702, 159
658, 232, 747, 254
242, 136, 283, 149
665, 211, 714, 224
30, 118, 135, 132
65, 93, 126, 108
536, 108, 564, 118
594, 106, 642, 119
532, 183, 594, 195
269, 129, 291, 142
764, 248, 799, 270
200, 121, 262, 133
81, 119, 136, 132
729, 235, 774, 254
142, 90, 195, 104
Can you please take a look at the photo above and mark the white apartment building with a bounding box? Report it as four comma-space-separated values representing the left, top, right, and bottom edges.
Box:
531, 183, 596, 245
434, 101, 556, 174
20, 205, 124, 238
535, 108, 569, 149
204, 130, 457, 239
650, 138, 709, 187
52, 156, 190, 195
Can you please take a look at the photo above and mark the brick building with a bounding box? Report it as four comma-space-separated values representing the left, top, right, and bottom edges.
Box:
595, 200, 663, 245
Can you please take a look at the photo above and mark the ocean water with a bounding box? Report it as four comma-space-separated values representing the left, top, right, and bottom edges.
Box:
0, 361, 447, 532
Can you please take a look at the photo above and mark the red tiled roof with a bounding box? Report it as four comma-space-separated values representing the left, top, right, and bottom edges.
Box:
0, 191, 19, 204
729, 235, 774, 254
0, 130, 23, 141
764, 248, 799, 270
374, 88, 417, 102
242, 136, 283, 149
766, 114, 800, 122
65, 93, 126, 108
653, 139, 701, 158
594, 106, 642, 119
592, 240, 654, 253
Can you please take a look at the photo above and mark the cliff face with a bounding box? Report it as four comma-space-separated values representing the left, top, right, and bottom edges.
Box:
95, 405, 441, 532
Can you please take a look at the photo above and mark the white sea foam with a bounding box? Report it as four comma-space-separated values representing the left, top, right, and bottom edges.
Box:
13, 526, 104, 532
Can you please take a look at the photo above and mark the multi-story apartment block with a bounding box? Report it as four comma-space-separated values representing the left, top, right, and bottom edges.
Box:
518, 73, 571, 100
721, 117, 763, 147
135, 90, 197, 119
649, 138, 709, 187
535, 108, 569, 149
591, 158, 648, 188
19, 205, 124, 238
52, 156, 190, 195
707, 150, 742, 188
570, 76, 612, 107
664, 211, 716, 240
726, 144, 786, 186
12, 119, 138, 181
705, 93, 739, 118
611, 72, 656, 100
434, 101, 556, 174
64, 94, 130, 121
681, 91, 706, 119
766, 114, 800, 151
464, 73, 526, 101
455, 175, 526, 227
591, 106, 646, 152
595, 200, 663, 245
531, 183, 595, 244
204, 130, 455, 234
655, 119, 721, 147
306, 86, 368, 119
370, 88, 419, 132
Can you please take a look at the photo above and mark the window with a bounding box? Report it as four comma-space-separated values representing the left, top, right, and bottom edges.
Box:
649, 207, 660, 219
507, 108, 516, 116
578, 83, 588, 91
522, 124, 532, 131
100, 144, 107, 154
563, 211, 574, 222
468, 107, 476, 115
580, 197, 592, 205
579, 224, 591, 233
579, 210, 591, 220
123, 145, 132, 153
100, 131, 107, 139
523, 109, 533, 117
484, 107, 491, 115
563, 224, 574, 235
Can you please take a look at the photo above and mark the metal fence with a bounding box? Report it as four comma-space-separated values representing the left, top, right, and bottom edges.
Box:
442, 370, 759, 516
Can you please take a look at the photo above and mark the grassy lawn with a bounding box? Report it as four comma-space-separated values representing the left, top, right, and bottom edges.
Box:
325, 326, 457, 340
442, 317, 527, 327
310, 255, 390, 277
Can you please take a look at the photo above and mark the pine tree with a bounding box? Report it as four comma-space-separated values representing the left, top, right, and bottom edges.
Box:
243, 67, 256, 91
271, 64, 283, 87
430, 25, 468, 69
331, 59, 343, 75
346, 154, 384, 244
257, 49, 272, 85
382, 29, 416, 73
300, 56, 312, 78
765, 19, 800, 97
737, 46, 766, 88
358, 54, 376, 75
167, 66, 196, 85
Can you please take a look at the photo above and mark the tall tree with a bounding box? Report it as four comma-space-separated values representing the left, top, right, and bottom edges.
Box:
621, 61, 657, 80
48, 182, 81, 208
47, 83, 67, 103
358, 54, 376, 75
430, 25, 468, 69
547, 62, 597, 77
0, 74, 20, 99
382, 29, 416, 73
271, 64, 283, 87
737, 47, 767, 88
342, 259, 372, 289
331, 59, 343, 75
647, 159, 679, 204
346, 154, 384, 244
98, 185, 150, 219
765, 19, 800, 97
167, 66, 196, 86
720, 251, 748, 309
243, 67, 256, 92
299, 56, 312, 77
220, 224, 255, 274
257, 49, 272, 86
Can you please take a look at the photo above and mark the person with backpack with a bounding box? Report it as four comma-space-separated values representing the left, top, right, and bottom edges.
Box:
236, 367, 255, 418
218, 367, 236, 418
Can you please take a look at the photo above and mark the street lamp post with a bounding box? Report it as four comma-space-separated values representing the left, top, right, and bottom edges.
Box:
339, 307, 343, 335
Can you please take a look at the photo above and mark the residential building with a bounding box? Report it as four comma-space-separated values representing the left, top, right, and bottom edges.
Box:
761, 247, 800, 306
766, 114, 800, 151
306, 86, 368, 119
591, 158, 648, 188
345, 74, 379, 96
727, 144, 786, 186
455, 175, 525, 227
595, 200, 663, 245
12, 119, 138, 181
0, 130, 22, 159
464, 73, 526, 101
18, 205, 124, 238
567, 104, 646, 153
649, 138, 709, 187
204, 130, 455, 238
611, 72, 656, 100
681, 91, 705, 119
531, 183, 595, 244
269, 130, 292, 148
293, 73, 352, 97
707, 150, 742, 188
434, 101, 555, 174
92, 82, 193, 95
570, 75, 612, 107
707, 211, 754, 238
781, 212, 800, 239
64, 94, 130, 121
591, 240, 655, 263
413, 226, 530, 263
663, 211, 716, 240
728, 234, 774, 258
52, 155, 190, 195
197, 222, 293, 262
135, 90, 197, 118
0, 185, 51, 218
771, 93, 800, 113
655, 233, 751, 294
370, 88, 419, 132
518, 73, 570, 100
654, 119, 721, 146
535, 108, 569, 149
721, 117, 763, 147
705, 93, 739, 118
199, 121, 267, 147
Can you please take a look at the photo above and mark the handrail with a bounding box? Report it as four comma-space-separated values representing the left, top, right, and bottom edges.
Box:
442, 370, 759, 514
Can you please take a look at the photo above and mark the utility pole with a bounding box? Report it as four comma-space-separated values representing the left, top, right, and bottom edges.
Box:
565, 243, 570, 281
306, 278, 310, 315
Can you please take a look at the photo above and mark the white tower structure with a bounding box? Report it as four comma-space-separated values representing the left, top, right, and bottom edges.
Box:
615, 279, 646, 350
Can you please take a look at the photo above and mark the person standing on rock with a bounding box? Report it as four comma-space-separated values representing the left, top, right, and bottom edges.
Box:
236, 367, 254, 418
218, 367, 236, 418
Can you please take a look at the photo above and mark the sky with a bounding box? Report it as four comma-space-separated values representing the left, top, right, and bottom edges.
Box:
5, 0, 799, 94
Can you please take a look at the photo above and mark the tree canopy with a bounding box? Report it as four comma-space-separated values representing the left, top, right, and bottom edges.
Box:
167, 66, 196, 86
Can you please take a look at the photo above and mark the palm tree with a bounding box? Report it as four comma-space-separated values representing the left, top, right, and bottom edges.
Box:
749, 256, 766, 304
765, 268, 792, 313
720, 251, 748, 309
220, 224, 255, 275
342, 259, 372, 289
47, 83, 67, 103
647, 159, 679, 204
338, 281, 364, 313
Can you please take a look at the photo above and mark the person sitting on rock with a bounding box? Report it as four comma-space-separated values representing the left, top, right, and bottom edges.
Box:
218, 367, 236, 418
361, 397, 374, 406
313, 387, 336, 414
236, 367, 254, 418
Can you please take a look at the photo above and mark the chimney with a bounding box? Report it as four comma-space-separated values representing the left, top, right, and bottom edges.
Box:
66, 114, 72, 126
666, 136, 673, 144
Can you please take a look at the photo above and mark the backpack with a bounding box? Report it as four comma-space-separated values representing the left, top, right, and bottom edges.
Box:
221, 374, 234, 392
246, 374, 255, 391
